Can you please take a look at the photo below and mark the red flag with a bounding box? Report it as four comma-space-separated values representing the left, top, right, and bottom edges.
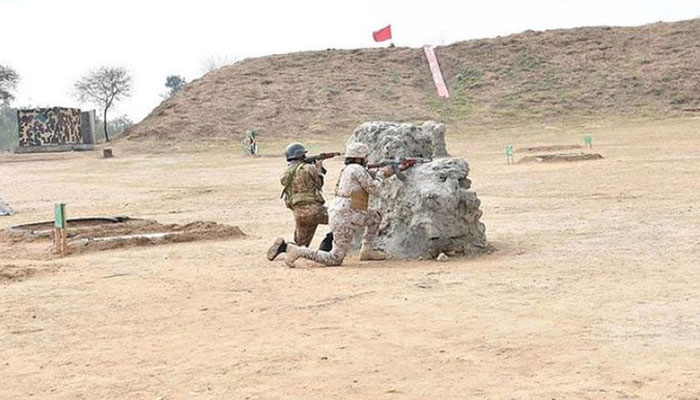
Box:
373, 25, 392, 42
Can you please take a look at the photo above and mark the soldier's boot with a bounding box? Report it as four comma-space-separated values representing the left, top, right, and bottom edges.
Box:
284, 244, 301, 268
267, 238, 287, 261
319, 232, 333, 252
359, 243, 387, 261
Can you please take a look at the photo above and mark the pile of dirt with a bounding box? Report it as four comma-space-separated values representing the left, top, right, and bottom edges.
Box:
0, 264, 42, 283
1, 217, 245, 256
517, 152, 604, 163
124, 19, 700, 146
515, 144, 582, 153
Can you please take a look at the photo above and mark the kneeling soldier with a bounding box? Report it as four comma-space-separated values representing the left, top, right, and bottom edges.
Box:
271, 142, 393, 267
267, 142, 332, 261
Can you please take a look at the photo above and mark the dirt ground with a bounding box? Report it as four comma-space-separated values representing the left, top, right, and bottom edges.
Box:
1, 118, 699, 399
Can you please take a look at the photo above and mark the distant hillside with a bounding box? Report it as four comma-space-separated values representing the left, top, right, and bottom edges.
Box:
125, 18, 700, 144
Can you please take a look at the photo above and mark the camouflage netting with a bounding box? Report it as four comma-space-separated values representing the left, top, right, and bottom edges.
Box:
17, 107, 82, 146
347, 121, 487, 259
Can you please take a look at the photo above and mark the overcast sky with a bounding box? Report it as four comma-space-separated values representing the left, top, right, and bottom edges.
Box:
1, 0, 698, 122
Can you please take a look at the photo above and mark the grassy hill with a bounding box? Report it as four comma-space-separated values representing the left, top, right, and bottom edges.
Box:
124, 18, 700, 144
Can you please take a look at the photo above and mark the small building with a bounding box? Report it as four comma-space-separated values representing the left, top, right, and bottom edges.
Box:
14, 107, 96, 153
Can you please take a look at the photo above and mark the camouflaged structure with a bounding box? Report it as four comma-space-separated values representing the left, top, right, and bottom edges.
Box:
17, 107, 82, 146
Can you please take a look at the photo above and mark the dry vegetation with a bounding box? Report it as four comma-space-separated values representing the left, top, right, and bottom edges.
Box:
125, 19, 700, 145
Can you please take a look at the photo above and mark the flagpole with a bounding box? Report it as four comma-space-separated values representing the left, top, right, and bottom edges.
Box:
389, 24, 394, 47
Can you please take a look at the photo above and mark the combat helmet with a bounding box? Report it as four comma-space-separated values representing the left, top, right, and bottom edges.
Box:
345, 142, 369, 159
285, 142, 307, 161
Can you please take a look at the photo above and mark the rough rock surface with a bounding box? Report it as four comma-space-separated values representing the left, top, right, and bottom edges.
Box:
422, 120, 449, 157
347, 121, 433, 163
347, 121, 487, 259
371, 158, 487, 259
0, 198, 12, 216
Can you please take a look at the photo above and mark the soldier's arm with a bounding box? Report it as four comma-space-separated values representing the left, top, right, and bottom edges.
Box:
356, 166, 386, 195
308, 164, 326, 187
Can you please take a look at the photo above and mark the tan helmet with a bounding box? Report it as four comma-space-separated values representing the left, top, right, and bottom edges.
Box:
346, 142, 369, 158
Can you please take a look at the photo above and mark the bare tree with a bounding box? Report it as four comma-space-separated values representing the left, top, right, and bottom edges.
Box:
0, 65, 19, 105
74, 66, 132, 142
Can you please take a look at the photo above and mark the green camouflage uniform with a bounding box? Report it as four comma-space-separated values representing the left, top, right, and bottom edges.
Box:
281, 161, 328, 247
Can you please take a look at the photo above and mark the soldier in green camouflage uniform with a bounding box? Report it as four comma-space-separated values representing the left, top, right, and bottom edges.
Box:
267, 143, 331, 261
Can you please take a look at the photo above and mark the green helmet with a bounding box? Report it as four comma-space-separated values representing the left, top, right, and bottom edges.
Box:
285, 142, 307, 161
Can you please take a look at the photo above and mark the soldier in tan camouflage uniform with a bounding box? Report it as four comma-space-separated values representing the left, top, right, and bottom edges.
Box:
267, 143, 331, 261
269, 142, 394, 267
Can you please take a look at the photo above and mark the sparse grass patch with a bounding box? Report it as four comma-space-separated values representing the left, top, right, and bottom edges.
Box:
670, 94, 694, 105
429, 65, 483, 121
376, 86, 397, 101
454, 66, 484, 90
327, 85, 340, 96
428, 88, 473, 122
512, 52, 544, 72
620, 76, 642, 89
389, 72, 400, 84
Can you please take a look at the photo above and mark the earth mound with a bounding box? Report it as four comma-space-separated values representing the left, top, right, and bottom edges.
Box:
2, 217, 245, 258
517, 152, 604, 163
124, 19, 700, 146
0, 264, 55, 284
515, 144, 582, 153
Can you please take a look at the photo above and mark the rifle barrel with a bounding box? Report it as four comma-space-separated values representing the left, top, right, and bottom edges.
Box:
305, 152, 343, 163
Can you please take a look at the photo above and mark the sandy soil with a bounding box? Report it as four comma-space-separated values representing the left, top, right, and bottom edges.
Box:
1, 118, 699, 399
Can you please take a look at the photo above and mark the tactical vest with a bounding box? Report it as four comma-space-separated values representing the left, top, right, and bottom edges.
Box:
349, 190, 369, 211
335, 167, 369, 211
281, 163, 324, 209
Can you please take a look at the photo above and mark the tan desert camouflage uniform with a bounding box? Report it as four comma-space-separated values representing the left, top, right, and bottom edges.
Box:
17, 108, 82, 146
292, 163, 386, 266
281, 161, 328, 246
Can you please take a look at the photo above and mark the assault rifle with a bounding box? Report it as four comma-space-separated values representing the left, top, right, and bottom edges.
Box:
280, 152, 342, 199
304, 152, 343, 164
367, 157, 432, 182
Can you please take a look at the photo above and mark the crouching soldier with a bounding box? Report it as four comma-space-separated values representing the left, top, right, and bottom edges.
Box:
267, 142, 332, 261
269, 142, 394, 267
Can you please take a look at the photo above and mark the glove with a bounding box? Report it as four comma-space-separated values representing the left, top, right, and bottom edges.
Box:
382, 165, 395, 178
